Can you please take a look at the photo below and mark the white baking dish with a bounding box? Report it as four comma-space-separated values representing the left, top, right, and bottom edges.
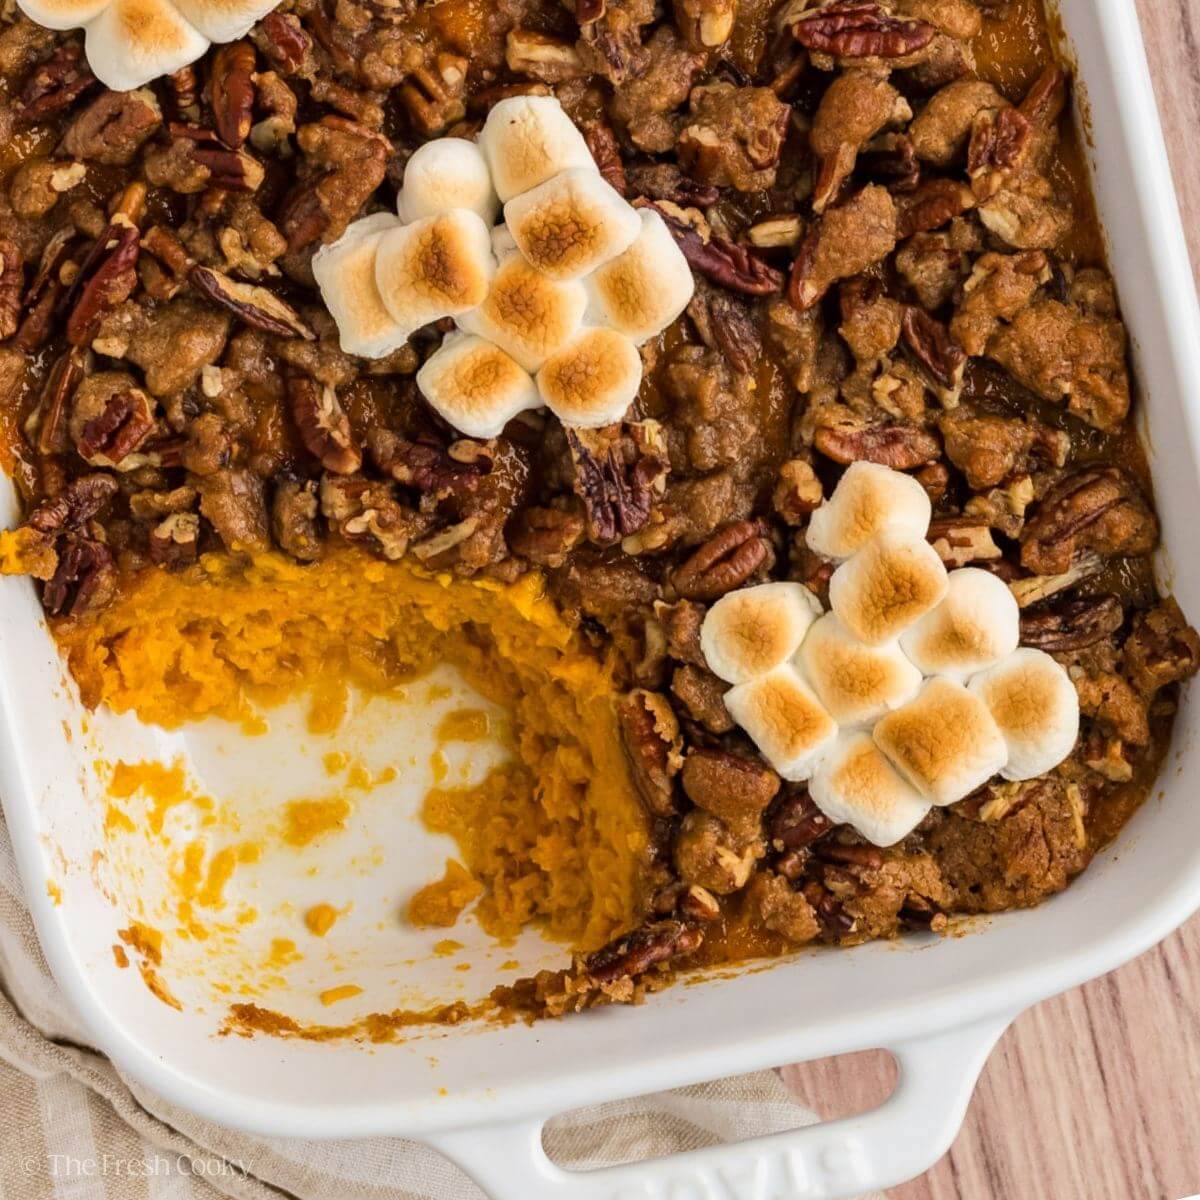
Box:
3, 0, 1199, 1195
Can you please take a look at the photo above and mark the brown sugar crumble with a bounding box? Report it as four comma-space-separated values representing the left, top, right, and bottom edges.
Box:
0, 0, 1197, 1026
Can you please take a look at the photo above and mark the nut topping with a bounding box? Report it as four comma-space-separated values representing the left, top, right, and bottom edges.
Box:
190, 267, 314, 340
791, 0, 935, 59
671, 520, 772, 600
288, 377, 361, 475
210, 42, 257, 150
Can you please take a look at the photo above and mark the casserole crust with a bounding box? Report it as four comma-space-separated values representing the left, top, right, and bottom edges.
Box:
0, 0, 1196, 1024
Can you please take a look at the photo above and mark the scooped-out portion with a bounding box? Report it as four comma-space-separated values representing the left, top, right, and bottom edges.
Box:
54, 550, 653, 954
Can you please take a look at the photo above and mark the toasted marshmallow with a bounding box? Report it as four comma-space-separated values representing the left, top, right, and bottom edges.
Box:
479, 95, 597, 203
798, 613, 922, 727
874, 676, 1008, 806
968, 649, 1080, 781
585, 209, 695, 345
700, 582, 822, 686
810, 733, 930, 846
168, 0, 275, 42
900, 567, 1019, 679
505, 169, 641, 281
312, 213, 409, 359
536, 327, 642, 427
17, 0, 109, 31
828, 530, 948, 647
81, 0, 208, 91
457, 250, 587, 371
724, 665, 839, 782
806, 461, 932, 561
416, 334, 538, 439
398, 138, 499, 226
374, 210, 494, 335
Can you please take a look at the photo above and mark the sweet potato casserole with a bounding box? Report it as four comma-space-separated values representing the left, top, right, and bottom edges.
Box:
0, 0, 1197, 1025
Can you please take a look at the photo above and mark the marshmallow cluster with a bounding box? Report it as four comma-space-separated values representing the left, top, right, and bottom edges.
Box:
314, 97, 695, 438
17, 0, 277, 90
700, 462, 1080, 846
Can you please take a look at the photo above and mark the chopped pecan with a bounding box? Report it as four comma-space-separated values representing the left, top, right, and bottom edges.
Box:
288, 377, 361, 475
567, 426, 666, 545
30, 350, 84, 458
170, 123, 265, 191
370, 429, 489, 499
255, 11, 313, 75
766, 790, 833, 853
62, 219, 140, 346
674, 0, 737, 48
677, 83, 790, 193
190, 266, 314, 339
585, 919, 703, 983
271, 476, 322, 562
320, 473, 428, 560
773, 459, 824, 523
168, 65, 199, 117
896, 178, 975, 238
814, 415, 940, 469
75, 384, 156, 469
15, 229, 77, 351
687, 285, 762, 373
627, 165, 719, 209
59, 88, 161, 166
13, 42, 95, 125
791, 0, 935, 60
505, 30, 586, 82
42, 536, 115, 617
139, 225, 192, 300
926, 517, 1002, 566
671, 520, 771, 600
618, 688, 684, 817
748, 214, 805, 249
1124, 600, 1200, 696
197, 468, 270, 553
1020, 595, 1124, 652
581, 118, 626, 195
901, 306, 966, 402
27, 473, 118, 537
210, 41, 256, 150
858, 133, 921, 193
1020, 467, 1157, 576
399, 51, 468, 137
642, 201, 784, 296
675, 809, 759, 894
148, 513, 200, 566
0, 241, 21, 341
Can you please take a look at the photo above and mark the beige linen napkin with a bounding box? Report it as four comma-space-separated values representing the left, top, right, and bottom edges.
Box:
0, 812, 884, 1200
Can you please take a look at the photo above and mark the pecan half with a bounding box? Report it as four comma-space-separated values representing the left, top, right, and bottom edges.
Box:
190, 266, 314, 339
15, 228, 76, 351
31, 349, 85, 457
288, 377, 361, 474
791, 0, 935, 59
814, 418, 940, 469
585, 919, 703, 983
566, 427, 666, 544
896, 178, 976, 238
14, 43, 96, 125
148, 513, 201, 566
0, 241, 21, 341
256, 11, 313, 74
581, 118, 626, 195
77, 388, 156, 469
28, 474, 119, 537
967, 106, 1031, 200
1020, 594, 1124, 652
370, 430, 489, 499
671, 520, 771, 600
62, 219, 140, 346
210, 41, 256, 150
901, 306, 966, 401
766, 790, 833, 853
42, 536, 115, 617
618, 688, 684, 818
643, 202, 784, 296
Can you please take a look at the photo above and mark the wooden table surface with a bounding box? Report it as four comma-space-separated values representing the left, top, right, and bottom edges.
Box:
784, 4, 1200, 1196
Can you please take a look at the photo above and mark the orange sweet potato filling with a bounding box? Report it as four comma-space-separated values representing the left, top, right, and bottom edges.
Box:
55, 550, 651, 950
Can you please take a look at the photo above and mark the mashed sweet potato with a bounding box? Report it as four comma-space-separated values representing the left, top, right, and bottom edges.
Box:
56, 551, 651, 950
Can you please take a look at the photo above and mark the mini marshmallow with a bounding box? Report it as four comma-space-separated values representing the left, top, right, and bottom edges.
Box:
828, 530, 948, 647
723, 664, 839, 782
536, 327, 642, 427
585, 208, 695, 345
968, 648, 1080, 781
374, 210, 494, 335
479, 95, 597, 203
168, 0, 275, 43
806, 461, 932, 562
399, 138, 499, 225
505, 168, 641, 282
810, 732, 930, 846
700, 581, 822, 686
798, 613, 922, 726
81, 0, 209, 90
874, 676, 1008, 806
312, 213, 409, 359
457, 250, 587, 371
900, 567, 1020, 679
416, 334, 539, 439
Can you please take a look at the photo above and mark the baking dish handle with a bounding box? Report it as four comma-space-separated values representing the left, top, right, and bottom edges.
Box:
426, 1012, 1012, 1200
